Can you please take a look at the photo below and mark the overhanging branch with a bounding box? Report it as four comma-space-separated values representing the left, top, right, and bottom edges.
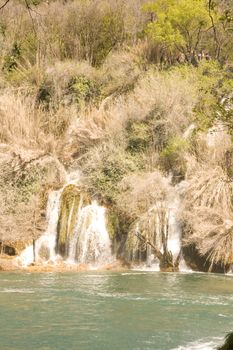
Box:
0, 0, 10, 10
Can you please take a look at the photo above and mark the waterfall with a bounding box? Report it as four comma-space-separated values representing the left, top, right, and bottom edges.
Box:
35, 190, 62, 262
18, 184, 113, 267
166, 194, 182, 260
131, 181, 190, 272
145, 198, 181, 268
18, 190, 62, 266
68, 201, 112, 265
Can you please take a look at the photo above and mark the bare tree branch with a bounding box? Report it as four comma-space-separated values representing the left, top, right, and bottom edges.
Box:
208, 0, 221, 59
0, 0, 10, 10
24, 0, 37, 36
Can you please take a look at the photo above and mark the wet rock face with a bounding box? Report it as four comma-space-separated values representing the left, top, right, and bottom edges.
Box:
2, 245, 16, 256
182, 244, 230, 273
217, 332, 233, 350
0, 240, 31, 256
56, 185, 90, 257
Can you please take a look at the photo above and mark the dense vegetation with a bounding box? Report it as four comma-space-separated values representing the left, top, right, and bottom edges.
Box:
0, 0, 232, 270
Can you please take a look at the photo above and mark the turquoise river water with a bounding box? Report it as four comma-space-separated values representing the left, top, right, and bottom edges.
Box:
0, 271, 232, 350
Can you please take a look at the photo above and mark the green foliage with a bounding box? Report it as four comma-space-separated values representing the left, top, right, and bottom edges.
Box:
56, 185, 82, 257
143, 0, 211, 59
83, 144, 139, 202
160, 136, 189, 180
56, 185, 90, 256
194, 60, 233, 131
91, 12, 125, 67
3, 42, 21, 72
20, 32, 38, 64
0, 0, 232, 258
218, 93, 233, 135
217, 332, 233, 350
70, 75, 99, 106
106, 209, 119, 240
126, 120, 152, 153
36, 83, 52, 106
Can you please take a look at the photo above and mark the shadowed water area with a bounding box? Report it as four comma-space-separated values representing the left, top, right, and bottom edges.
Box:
0, 272, 233, 350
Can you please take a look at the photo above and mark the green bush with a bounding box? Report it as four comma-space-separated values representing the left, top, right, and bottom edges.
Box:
193, 61, 233, 131
3, 42, 21, 72
70, 75, 100, 106
82, 143, 139, 202
126, 120, 152, 153
160, 136, 189, 180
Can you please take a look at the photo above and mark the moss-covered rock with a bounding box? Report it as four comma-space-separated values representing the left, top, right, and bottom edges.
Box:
106, 209, 120, 242
56, 185, 90, 257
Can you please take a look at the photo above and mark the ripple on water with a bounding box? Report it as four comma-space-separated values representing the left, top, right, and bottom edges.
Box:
0, 288, 35, 293
0, 272, 232, 350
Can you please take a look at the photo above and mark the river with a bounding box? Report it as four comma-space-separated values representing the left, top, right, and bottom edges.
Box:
0, 271, 232, 350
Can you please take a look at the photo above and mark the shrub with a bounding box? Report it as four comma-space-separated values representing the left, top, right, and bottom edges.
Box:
126, 120, 152, 153
160, 136, 189, 180
3, 42, 21, 72
81, 141, 139, 202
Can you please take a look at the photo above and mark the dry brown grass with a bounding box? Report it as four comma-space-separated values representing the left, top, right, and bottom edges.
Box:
0, 90, 42, 147
183, 208, 233, 268
183, 143, 233, 268
0, 149, 66, 242
66, 68, 196, 155
0, 89, 73, 155
0, 195, 44, 242
116, 171, 174, 219
184, 165, 233, 214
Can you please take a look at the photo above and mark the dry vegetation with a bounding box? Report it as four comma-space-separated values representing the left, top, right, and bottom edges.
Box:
182, 128, 233, 268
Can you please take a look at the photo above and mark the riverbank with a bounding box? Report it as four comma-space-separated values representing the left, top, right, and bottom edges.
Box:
0, 255, 131, 273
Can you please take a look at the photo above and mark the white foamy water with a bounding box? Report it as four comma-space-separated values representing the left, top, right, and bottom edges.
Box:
166, 195, 181, 261
172, 337, 223, 350
18, 190, 61, 266
133, 263, 161, 272
68, 200, 112, 265
0, 289, 35, 294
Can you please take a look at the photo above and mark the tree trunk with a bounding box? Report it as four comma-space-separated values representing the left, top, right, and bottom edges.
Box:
135, 232, 180, 272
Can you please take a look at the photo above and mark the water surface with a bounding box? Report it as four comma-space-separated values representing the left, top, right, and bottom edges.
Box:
0, 271, 232, 350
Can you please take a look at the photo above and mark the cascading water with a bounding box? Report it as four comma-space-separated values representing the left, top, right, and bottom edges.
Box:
145, 197, 182, 270
18, 190, 61, 266
68, 201, 112, 265
18, 183, 113, 267
130, 181, 190, 272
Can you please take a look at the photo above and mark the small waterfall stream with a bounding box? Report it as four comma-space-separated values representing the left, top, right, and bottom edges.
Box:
130, 181, 190, 272
19, 184, 113, 267
18, 190, 61, 266
68, 201, 112, 265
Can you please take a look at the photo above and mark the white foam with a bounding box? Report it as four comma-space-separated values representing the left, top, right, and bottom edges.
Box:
0, 289, 35, 294
172, 337, 223, 350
